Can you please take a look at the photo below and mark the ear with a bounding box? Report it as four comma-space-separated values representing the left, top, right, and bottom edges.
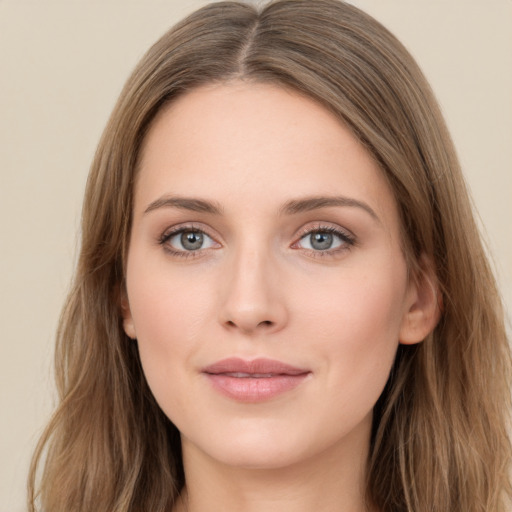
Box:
120, 287, 137, 340
399, 254, 442, 345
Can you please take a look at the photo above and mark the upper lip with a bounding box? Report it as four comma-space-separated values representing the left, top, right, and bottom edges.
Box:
202, 357, 309, 376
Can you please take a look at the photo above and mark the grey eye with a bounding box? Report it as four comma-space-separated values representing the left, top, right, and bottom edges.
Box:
180, 231, 204, 250
309, 232, 334, 250
166, 230, 216, 252
298, 230, 345, 251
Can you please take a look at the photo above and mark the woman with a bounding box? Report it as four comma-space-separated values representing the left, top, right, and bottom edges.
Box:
28, 1, 512, 511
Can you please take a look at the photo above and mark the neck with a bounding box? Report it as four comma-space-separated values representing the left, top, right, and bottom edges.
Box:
174, 417, 375, 512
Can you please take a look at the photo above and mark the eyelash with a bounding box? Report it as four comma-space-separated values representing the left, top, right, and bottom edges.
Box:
292, 224, 356, 258
158, 224, 356, 259
158, 224, 218, 259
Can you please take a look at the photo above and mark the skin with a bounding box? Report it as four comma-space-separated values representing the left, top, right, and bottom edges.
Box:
122, 82, 438, 512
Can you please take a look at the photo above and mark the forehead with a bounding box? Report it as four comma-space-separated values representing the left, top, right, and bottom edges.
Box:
135, 81, 397, 226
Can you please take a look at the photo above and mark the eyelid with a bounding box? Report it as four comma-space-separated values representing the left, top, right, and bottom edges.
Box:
158, 222, 222, 257
159, 220, 218, 238
157, 221, 356, 259
291, 222, 357, 256
293, 222, 355, 242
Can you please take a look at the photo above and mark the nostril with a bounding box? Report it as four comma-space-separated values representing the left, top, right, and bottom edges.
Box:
224, 319, 274, 330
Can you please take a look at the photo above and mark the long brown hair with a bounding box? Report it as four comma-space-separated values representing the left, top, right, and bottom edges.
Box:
29, 1, 512, 511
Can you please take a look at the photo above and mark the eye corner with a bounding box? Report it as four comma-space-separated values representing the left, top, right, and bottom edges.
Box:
158, 224, 221, 258
291, 223, 357, 258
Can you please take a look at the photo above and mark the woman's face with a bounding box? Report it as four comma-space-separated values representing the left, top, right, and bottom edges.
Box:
123, 82, 423, 470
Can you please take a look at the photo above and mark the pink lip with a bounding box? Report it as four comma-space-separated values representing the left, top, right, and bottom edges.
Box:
202, 358, 310, 403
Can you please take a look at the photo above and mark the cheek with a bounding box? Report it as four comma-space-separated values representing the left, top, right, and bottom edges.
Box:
128, 248, 214, 333
125, 258, 216, 400
296, 266, 408, 397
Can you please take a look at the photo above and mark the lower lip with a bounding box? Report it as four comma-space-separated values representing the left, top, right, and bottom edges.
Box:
205, 373, 309, 402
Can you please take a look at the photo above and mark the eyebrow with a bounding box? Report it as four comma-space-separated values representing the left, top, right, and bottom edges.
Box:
280, 196, 379, 222
143, 194, 379, 222
144, 196, 224, 215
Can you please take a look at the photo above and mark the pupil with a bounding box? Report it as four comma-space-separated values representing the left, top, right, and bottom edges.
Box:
311, 232, 333, 250
181, 231, 203, 250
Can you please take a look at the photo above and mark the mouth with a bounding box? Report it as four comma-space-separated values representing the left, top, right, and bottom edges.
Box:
202, 358, 311, 403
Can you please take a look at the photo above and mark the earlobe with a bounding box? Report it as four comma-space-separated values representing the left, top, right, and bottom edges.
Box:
399, 255, 442, 345
120, 290, 137, 340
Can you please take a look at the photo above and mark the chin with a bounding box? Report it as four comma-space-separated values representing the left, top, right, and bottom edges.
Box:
180, 410, 373, 473
202, 440, 310, 470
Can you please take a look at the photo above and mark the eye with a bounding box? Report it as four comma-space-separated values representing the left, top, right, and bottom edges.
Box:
161, 228, 218, 254
294, 227, 355, 253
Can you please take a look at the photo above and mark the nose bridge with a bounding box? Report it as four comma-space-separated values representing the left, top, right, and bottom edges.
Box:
219, 238, 287, 334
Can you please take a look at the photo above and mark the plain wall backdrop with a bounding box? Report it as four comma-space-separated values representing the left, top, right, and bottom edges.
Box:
1, 1, 510, 510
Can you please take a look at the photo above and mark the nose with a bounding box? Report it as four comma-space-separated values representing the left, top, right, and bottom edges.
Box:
218, 246, 288, 335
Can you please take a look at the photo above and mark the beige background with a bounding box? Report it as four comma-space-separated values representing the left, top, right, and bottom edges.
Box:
1, 1, 510, 510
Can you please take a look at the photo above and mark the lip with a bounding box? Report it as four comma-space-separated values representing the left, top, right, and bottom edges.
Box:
202, 357, 311, 403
